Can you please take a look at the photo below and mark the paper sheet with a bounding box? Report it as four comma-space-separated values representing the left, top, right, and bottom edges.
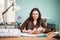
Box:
20, 32, 47, 37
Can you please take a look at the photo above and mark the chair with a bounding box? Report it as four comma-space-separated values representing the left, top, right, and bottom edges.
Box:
47, 23, 56, 32
42, 18, 56, 32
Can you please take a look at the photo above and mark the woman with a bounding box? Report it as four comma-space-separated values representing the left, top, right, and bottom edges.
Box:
19, 8, 48, 34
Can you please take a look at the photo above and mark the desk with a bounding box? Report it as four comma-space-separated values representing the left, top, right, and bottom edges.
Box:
0, 32, 60, 40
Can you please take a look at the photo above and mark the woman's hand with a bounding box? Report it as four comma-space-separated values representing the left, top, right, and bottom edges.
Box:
37, 27, 45, 33
22, 29, 28, 33
32, 27, 45, 34
32, 28, 38, 34
27, 29, 33, 34
22, 29, 33, 34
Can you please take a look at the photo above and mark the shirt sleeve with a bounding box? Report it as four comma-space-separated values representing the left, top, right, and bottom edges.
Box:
41, 20, 48, 33
19, 18, 29, 32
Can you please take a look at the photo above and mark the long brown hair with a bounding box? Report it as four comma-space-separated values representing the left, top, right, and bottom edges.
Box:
28, 8, 42, 26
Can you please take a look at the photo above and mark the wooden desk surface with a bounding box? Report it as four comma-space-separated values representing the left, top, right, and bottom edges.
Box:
0, 37, 58, 40
0, 32, 60, 40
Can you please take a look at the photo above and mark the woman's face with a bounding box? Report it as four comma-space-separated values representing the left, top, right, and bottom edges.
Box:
32, 11, 39, 20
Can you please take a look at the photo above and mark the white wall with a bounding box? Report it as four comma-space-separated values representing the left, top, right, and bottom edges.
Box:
0, 0, 5, 23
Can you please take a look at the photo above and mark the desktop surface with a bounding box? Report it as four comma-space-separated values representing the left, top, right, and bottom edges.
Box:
0, 32, 60, 40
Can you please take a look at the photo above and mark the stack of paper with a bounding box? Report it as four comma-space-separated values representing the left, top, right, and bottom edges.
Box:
0, 29, 21, 37
20, 33, 47, 37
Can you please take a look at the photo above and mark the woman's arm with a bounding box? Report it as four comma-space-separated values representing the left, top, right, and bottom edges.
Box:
22, 27, 46, 34
41, 20, 48, 33
19, 19, 29, 32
